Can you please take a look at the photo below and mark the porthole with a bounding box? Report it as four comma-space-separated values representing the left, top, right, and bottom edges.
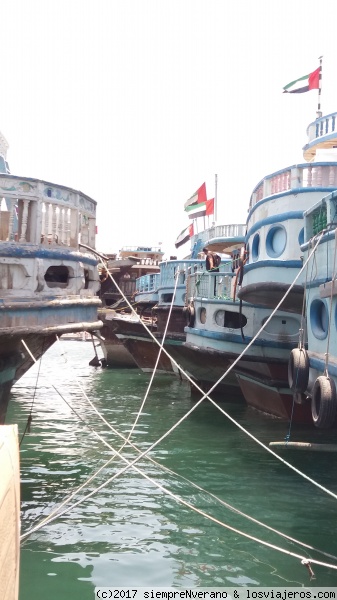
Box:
252, 234, 260, 262
215, 310, 247, 329
266, 226, 287, 258
199, 307, 207, 324
310, 299, 328, 340
44, 265, 69, 288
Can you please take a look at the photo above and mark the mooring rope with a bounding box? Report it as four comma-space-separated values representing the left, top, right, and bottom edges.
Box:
88, 233, 337, 501
18, 348, 337, 574
21, 337, 337, 565
19, 232, 337, 575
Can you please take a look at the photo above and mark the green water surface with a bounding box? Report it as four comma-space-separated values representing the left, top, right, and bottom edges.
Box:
6, 341, 337, 599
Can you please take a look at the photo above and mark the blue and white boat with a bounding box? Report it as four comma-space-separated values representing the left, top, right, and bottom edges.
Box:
0, 129, 102, 423
169, 113, 337, 423
232, 111, 337, 422
288, 189, 337, 428
115, 258, 205, 374
168, 225, 307, 414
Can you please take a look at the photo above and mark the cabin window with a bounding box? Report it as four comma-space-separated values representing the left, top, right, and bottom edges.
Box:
252, 233, 260, 261
310, 299, 328, 340
215, 310, 247, 329
44, 265, 69, 288
161, 293, 173, 303
266, 226, 287, 258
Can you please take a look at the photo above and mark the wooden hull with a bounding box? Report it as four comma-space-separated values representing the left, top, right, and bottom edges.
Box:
236, 374, 312, 424
168, 342, 314, 423
122, 337, 174, 373
167, 343, 244, 401
155, 305, 186, 335
100, 317, 137, 368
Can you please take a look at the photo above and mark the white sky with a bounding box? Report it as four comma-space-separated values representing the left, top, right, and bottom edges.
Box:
1, 0, 336, 258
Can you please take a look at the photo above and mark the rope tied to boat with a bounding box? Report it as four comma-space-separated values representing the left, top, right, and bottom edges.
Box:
19, 335, 337, 575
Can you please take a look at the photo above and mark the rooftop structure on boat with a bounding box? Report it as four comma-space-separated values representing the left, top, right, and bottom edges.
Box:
99, 245, 164, 307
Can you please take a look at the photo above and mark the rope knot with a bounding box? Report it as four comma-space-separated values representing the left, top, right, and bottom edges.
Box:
301, 559, 315, 580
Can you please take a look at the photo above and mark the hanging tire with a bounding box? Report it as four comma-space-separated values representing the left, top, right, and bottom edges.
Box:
288, 348, 309, 393
187, 304, 195, 327
311, 376, 337, 429
183, 304, 195, 327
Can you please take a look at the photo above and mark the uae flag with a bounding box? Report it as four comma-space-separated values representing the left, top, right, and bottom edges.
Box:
283, 67, 320, 93
185, 201, 206, 219
184, 182, 207, 209
175, 223, 194, 248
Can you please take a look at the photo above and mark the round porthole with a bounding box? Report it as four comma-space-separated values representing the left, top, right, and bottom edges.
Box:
266, 226, 287, 258
252, 233, 260, 262
199, 307, 206, 324
310, 299, 329, 340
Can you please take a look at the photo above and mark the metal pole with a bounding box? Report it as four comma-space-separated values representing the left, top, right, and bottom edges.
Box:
214, 174, 218, 224
317, 56, 323, 118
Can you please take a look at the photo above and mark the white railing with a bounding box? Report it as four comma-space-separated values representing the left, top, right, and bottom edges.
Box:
250, 163, 337, 209
307, 112, 337, 143
192, 224, 246, 247
0, 175, 97, 248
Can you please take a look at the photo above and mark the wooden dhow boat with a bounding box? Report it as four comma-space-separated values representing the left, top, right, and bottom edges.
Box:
0, 130, 102, 423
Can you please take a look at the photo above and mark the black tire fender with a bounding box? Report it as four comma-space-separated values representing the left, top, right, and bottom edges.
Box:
288, 348, 309, 393
311, 375, 337, 429
187, 304, 195, 327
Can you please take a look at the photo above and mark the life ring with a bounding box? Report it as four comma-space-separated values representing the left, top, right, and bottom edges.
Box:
287, 348, 309, 393
311, 375, 337, 429
184, 304, 195, 327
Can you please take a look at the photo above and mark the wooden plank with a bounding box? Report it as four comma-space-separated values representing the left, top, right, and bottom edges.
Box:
270, 441, 337, 452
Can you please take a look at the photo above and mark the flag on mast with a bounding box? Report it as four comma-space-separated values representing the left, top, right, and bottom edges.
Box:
283, 66, 321, 93
175, 224, 194, 248
184, 182, 207, 209
185, 202, 206, 219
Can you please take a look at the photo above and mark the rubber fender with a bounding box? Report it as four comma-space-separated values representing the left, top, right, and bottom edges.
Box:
288, 348, 309, 393
311, 375, 337, 429
187, 304, 195, 327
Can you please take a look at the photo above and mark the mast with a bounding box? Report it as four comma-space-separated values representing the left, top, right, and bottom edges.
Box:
317, 56, 323, 118
214, 173, 218, 224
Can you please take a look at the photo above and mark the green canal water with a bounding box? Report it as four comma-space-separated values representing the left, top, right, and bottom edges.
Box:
6, 341, 337, 599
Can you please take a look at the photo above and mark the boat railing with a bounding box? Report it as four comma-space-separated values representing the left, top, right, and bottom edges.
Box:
306, 112, 337, 143
187, 269, 236, 301
191, 224, 246, 247
159, 260, 205, 287
135, 273, 160, 293
250, 162, 337, 210
0, 175, 97, 249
